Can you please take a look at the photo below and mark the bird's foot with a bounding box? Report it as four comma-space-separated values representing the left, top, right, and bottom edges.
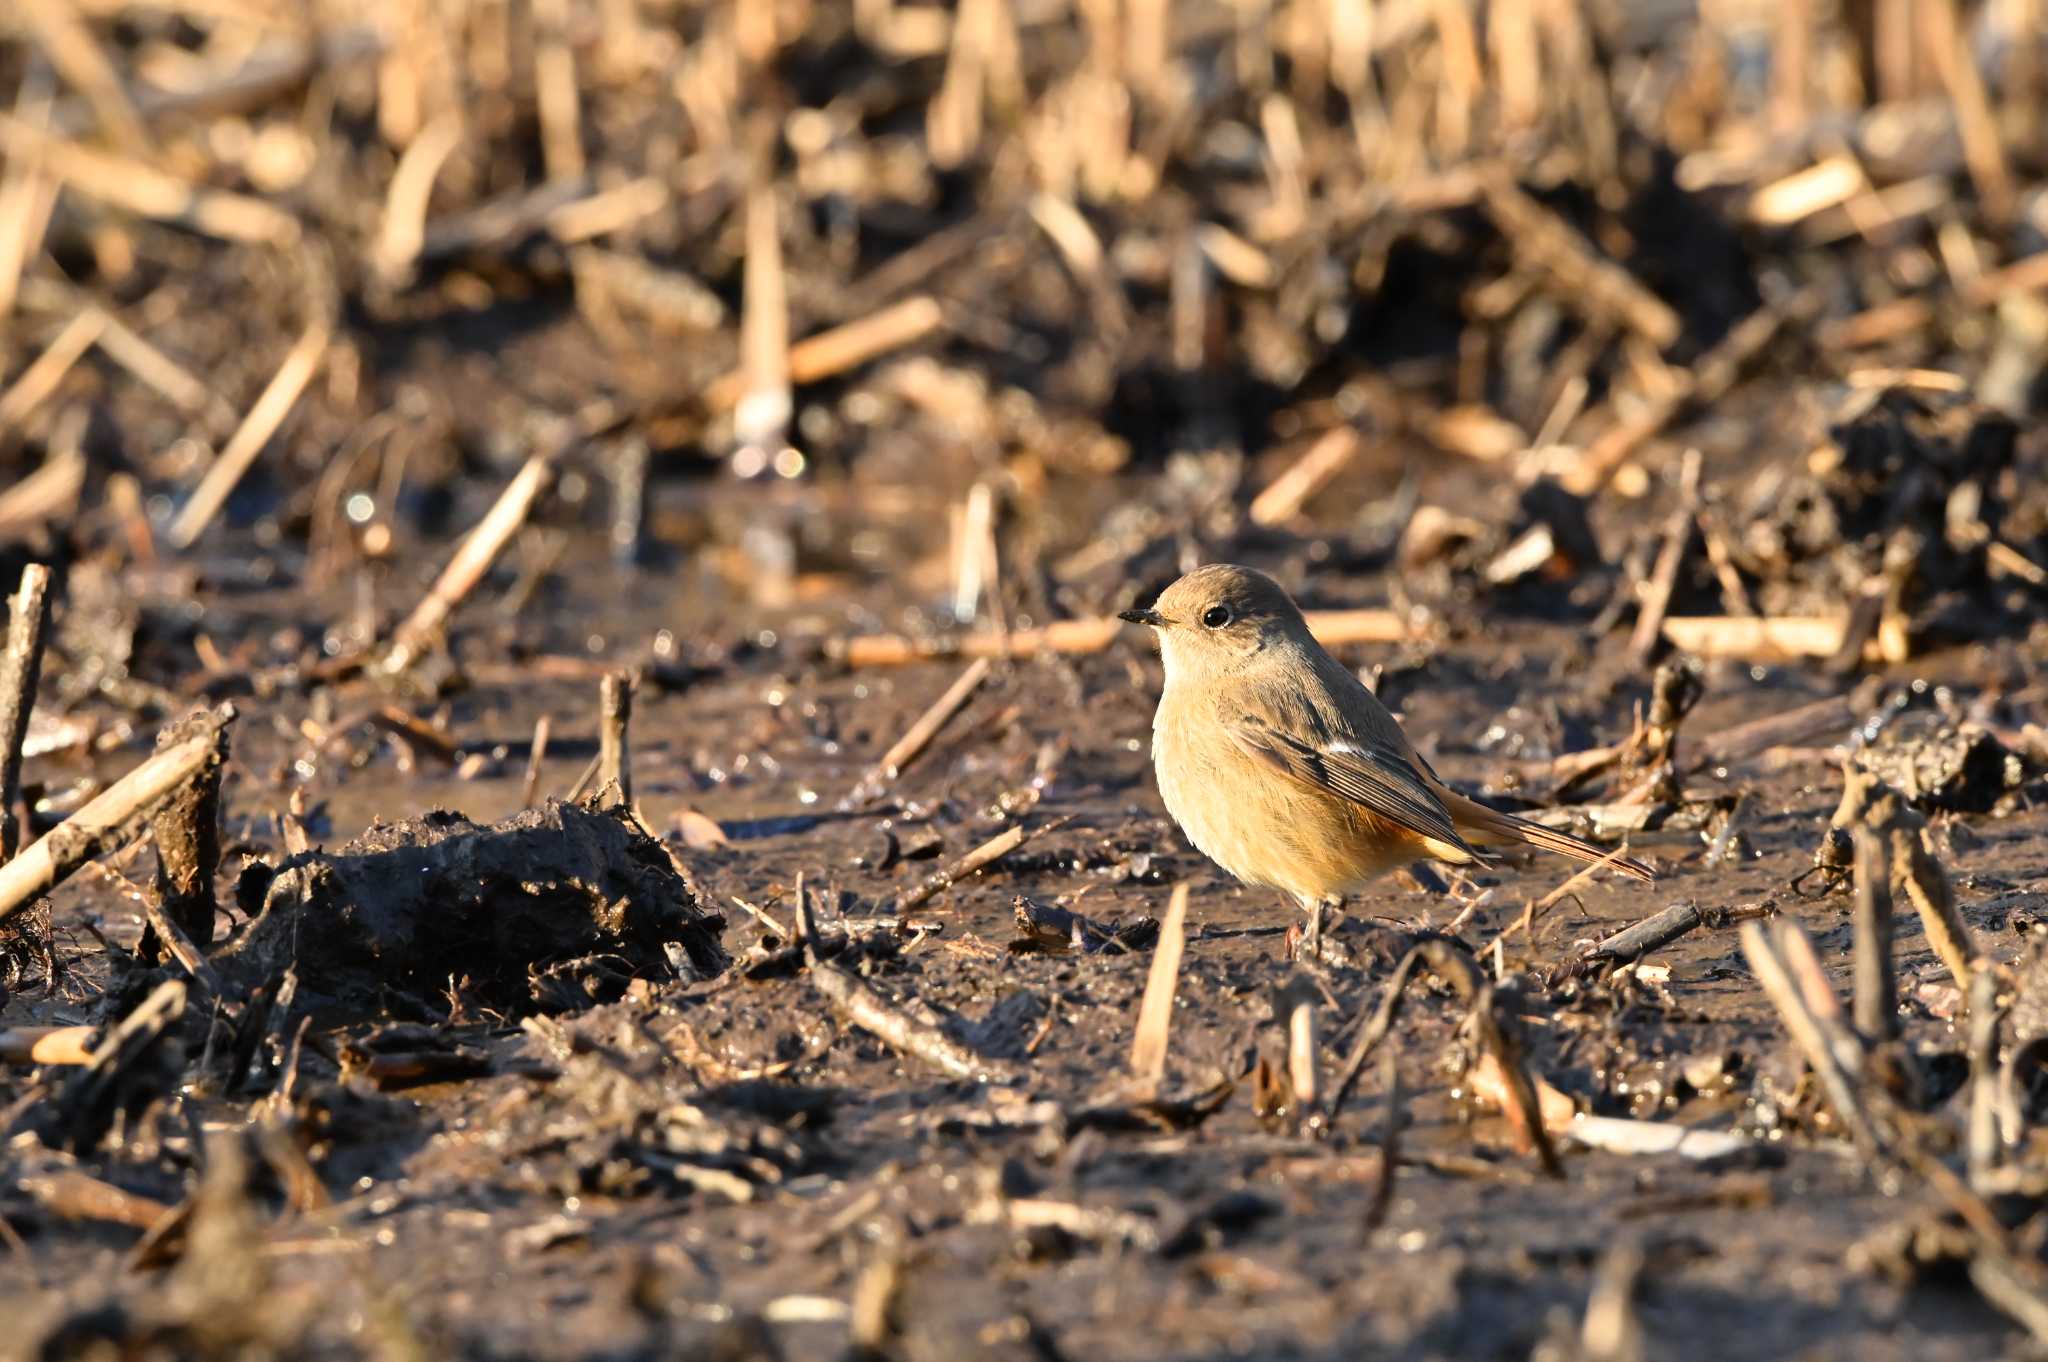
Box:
1289, 898, 1351, 970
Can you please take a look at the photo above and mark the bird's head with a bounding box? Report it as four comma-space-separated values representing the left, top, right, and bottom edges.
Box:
1119, 563, 1306, 683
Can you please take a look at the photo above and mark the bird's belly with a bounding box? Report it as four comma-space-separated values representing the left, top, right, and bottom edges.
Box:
1154, 726, 1413, 903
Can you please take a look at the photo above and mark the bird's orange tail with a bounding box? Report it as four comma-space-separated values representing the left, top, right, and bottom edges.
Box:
1440, 791, 1656, 882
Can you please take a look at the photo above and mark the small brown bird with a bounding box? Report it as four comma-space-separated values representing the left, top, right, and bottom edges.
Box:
1121, 564, 1652, 932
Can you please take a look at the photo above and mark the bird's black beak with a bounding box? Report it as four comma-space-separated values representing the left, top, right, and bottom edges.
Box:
1118, 607, 1165, 628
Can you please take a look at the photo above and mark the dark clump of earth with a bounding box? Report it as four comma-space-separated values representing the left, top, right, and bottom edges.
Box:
219, 798, 729, 1021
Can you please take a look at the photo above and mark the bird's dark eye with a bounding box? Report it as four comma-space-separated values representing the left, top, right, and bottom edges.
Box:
1201, 605, 1231, 629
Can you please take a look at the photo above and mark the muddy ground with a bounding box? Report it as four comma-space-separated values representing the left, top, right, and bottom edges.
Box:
2, 506, 2045, 1360
6, 0, 2048, 1357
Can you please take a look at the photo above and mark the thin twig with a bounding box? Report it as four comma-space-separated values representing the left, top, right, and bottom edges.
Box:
1249, 427, 1362, 527
378, 413, 606, 675
520, 715, 551, 809
0, 307, 103, 433
1486, 840, 1637, 955
843, 658, 992, 808
166, 320, 331, 549
1363, 1049, 1402, 1230
892, 815, 1070, 912
806, 955, 1014, 1083
1627, 450, 1701, 665
370, 112, 465, 285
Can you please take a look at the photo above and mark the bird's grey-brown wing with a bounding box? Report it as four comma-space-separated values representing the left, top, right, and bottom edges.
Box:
1224, 713, 1477, 856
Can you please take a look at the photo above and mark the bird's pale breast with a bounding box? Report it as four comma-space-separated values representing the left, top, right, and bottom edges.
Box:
1152, 687, 1419, 904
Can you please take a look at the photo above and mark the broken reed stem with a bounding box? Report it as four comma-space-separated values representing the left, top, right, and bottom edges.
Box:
52, 27, 381, 136
1970, 1256, 2048, 1349
532, 0, 584, 183
928, 0, 993, 167
0, 563, 52, 860
1850, 826, 1898, 1043
23, 284, 236, 434
166, 319, 331, 549
1739, 919, 1881, 1155
1287, 995, 1318, 1108
831, 607, 1413, 667
1922, 0, 2014, 226
1658, 614, 1859, 662
1481, 174, 1680, 348
1688, 684, 1877, 773
54, 977, 186, 1151
952, 479, 999, 623
145, 709, 230, 955
1887, 819, 1975, 994
564, 182, 674, 245
0, 1024, 95, 1065
1129, 882, 1190, 1090
892, 815, 1069, 912
702, 296, 946, 412
807, 956, 1013, 1082
138, 876, 226, 997
1465, 1002, 1564, 1175
1774, 918, 1865, 1075
279, 790, 311, 856
0, 306, 103, 433
844, 657, 992, 807
0, 123, 58, 326
370, 112, 465, 285
1967, 967, 2003, 1182
0, 443, 84, 536
0, 113, 298, 245
20, 0, 152, 157
733, 178, 791, 457
597, 670, 632, 806
0, 705, 235, 925
404, 178, 654, 263
1363, 1049, 1402, 1230
608, 436, 649, 565
1248, 427, 1362, 527
1563, 292, 1803, 496
379, 425, 584, 674
789, 870, 813, 946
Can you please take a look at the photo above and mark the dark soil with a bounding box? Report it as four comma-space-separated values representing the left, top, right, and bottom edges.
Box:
4, 543, 2046, 1358
6, 1, 2048, 1357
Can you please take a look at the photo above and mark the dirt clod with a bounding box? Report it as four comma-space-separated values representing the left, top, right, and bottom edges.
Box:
216, 800, 727, 1020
